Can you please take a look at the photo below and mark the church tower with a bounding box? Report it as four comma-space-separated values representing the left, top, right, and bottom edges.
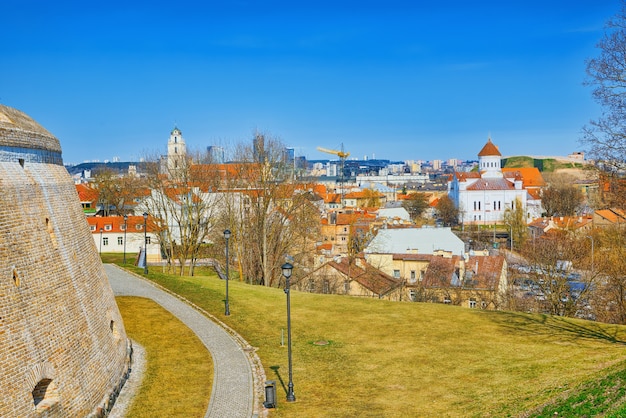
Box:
167, 126, 187, 174
477, 137, 503, 178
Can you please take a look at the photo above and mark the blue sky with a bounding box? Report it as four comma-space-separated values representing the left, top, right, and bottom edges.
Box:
2, 1, 621, 164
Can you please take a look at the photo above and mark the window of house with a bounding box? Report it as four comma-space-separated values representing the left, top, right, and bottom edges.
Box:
341, 237, 346, 241
146, 237, 151, 244
469, 298, 477, 308
393, 269, 400, 279
409, 289, 417, 302
136, 224, 143, 230
410, 270, 416, 283
343, 227, 348, 232
344, 280, 350, 293
120, 224, 126, 231
308, 279, 315, 292
103, 237, 109, 246
323, 280, 330, 294
104, 224, 112, 231
90, 225, 96, 231
117, 237, 123, 245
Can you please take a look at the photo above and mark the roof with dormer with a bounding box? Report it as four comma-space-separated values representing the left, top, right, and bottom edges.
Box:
477, 138, 501, 157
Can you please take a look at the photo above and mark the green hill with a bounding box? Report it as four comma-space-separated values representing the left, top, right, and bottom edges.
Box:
502, 156, 586, 172
121, 265, 626, 417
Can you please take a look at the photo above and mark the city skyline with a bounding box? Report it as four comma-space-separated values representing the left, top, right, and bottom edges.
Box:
3, 1, 621, 164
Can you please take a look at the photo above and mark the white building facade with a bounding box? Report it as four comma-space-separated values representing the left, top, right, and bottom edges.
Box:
448, 138, 543, 225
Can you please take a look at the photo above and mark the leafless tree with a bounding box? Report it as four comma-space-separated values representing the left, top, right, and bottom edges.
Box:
141, 149, 223, 276
582, 4, 626, 208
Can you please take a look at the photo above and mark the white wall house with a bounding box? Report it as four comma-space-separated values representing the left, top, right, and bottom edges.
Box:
87, 215, 161, 262
448, 138, 543, 225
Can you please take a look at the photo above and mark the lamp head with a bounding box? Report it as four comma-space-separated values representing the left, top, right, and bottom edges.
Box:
282, 262, 293, 279
224, 229, 232, 240
143, 212, 148, 220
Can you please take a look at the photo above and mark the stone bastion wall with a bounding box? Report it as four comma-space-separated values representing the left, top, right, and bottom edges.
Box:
0, 105, 130, 417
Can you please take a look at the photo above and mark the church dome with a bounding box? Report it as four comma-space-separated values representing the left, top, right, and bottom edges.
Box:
477, 138, 501, 157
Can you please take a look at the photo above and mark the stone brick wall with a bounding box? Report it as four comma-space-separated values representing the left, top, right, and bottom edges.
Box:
0, 106, 129, 417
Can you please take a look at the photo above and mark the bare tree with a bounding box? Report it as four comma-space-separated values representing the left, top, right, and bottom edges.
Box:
521, 232, 592, 317
435, 195, 459, 226
141, 149, 223, 276
588, 226, 626, 323
541, 182, 584, 216
582, 4, 626, 208
402, 193, 429, 221
502, 198, 527, 250
225, 133, 320, 286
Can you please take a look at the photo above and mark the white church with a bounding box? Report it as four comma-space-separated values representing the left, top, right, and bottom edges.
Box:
448, 138, 544, 225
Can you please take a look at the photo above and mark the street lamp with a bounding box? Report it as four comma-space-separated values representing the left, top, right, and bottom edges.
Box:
224, 229, 231, 316
505, 223, 513, 251
123, 214, 128, 264
282, 262, 296, 402
99, 228, 103, 255
143, 212, 148, 275
587, 235, 594, 272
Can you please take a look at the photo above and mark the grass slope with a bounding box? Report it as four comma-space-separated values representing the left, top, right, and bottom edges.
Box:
111, 262, 626, 418
116, 296, 212, 418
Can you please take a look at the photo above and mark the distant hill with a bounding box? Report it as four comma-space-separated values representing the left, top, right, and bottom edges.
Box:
65, 161, 143, 176
502, 156, 587, 172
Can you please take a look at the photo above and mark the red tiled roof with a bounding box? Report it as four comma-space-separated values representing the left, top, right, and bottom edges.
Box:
87, 215, 157, 234
76, 183, 99, 202
466, 178, 514, 191
477, 139, 501, 157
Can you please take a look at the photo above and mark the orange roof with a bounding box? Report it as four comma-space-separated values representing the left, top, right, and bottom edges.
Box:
477, 138, 501, 157
595, 209, 626, 224
76, 183, 99, 202
502, 167, 545, 188
87, 215, 157, 234
454, 172, 481, 182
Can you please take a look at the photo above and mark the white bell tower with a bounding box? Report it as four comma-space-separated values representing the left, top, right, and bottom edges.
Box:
167, 126, 186, 174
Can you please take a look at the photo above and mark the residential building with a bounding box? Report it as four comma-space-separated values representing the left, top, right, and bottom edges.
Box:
87, 215, 161, 263
294, 256, 404, 301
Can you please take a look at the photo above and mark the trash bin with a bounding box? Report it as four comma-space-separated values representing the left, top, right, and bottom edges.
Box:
263, 380, 276, 408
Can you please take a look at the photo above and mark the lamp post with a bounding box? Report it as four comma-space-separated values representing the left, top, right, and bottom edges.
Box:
282, 262, 296, 402
143, 212, 148, 275
224, 229, 231, 316
99, 228, 103, 255
587, 235, 594, 273
505, 223, 513, 251
123, 214, 128, 264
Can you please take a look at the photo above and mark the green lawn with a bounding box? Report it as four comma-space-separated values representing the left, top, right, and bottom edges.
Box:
116, 296, 212, 418
105, 255, 626, 417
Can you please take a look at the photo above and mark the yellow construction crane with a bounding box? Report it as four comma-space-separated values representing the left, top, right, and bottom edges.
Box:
317, 145, 350, 207
316, 146, 350, 159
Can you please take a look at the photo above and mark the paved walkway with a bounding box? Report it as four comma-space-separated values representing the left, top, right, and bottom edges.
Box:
105, 264, 262, 418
